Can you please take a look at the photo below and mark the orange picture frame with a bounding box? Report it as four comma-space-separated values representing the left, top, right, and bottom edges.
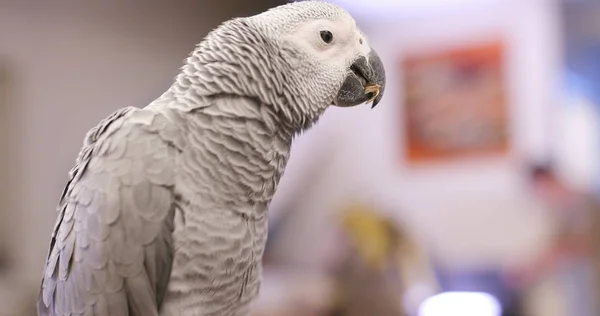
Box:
401, 40, 510, 163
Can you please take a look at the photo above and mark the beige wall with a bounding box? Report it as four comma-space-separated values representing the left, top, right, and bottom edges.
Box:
0, 62, 11, 267
0, 0, 281, 308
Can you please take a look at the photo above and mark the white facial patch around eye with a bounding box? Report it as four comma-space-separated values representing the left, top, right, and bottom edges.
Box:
287, 19, 348, 51
283, 17, 360, 69
309, 20, 339, 50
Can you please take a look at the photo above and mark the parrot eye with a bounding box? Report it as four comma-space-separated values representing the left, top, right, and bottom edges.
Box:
320, 30, 333, 44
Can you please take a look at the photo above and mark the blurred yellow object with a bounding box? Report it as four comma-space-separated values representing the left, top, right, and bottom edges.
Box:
331, 203, 407, 316
333, 202, 440, 316
339, 203, 399, 270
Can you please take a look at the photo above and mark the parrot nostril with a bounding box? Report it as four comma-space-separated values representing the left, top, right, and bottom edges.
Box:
350, 63, 366, 83
359, 38, 363, 45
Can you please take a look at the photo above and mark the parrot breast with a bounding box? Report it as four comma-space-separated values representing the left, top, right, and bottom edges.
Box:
158, 95, 294, 316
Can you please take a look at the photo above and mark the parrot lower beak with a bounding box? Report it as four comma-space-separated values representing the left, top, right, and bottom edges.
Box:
334, 49, 386, 108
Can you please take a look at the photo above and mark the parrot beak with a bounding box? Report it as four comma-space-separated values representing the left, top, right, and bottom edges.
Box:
334, 49, 386, 108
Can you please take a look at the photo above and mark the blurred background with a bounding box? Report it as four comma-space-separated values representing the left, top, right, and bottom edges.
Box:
1, 0, 600, 315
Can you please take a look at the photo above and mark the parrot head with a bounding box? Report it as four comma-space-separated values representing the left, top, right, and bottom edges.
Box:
179, 1, 386, 130
251, 1, 386, 109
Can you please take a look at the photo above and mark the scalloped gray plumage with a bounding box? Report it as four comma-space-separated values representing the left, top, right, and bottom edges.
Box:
37, 1, 386, 315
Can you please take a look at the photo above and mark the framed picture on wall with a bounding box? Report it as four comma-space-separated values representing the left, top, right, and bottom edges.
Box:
401, 40, 510, 164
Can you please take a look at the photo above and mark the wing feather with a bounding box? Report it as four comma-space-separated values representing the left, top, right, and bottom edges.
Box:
38, 106, 184, 316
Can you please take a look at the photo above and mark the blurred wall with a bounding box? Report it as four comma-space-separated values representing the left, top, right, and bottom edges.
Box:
0, 0, 282, 301
0, 62, 11, 267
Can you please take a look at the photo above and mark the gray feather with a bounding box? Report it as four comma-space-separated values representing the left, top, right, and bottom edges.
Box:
38, 107, 178, 316
38, 2, 367, 315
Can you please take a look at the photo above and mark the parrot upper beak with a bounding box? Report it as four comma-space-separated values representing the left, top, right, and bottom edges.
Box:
334, 49, 386, 108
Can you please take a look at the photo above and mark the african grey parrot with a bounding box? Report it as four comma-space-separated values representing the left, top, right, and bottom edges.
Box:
37, 1, 386, 315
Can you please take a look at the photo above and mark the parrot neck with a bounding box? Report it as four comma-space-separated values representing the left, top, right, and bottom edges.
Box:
151, 91, 296, 216
167, 18, 328, 135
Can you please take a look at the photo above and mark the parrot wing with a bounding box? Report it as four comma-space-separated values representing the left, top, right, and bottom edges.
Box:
38, 106, 184, 316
